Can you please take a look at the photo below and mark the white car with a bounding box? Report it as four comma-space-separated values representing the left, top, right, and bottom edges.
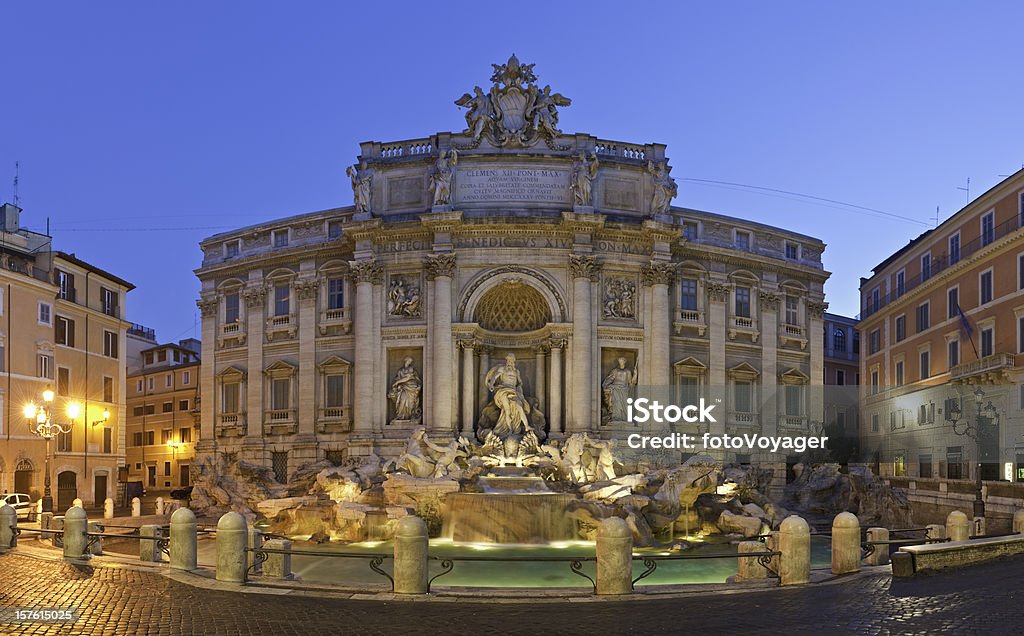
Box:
0, 493, 34, 521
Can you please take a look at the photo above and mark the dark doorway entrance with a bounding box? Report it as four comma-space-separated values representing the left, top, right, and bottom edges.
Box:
14, 470, 33, 496
94, 474, 108, 506
57, 471, 77, 511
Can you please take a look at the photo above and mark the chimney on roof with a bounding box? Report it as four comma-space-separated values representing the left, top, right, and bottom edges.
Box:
0, 203, 21, 232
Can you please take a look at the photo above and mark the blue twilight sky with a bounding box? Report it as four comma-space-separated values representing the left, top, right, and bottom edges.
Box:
3, 2, 1024, 343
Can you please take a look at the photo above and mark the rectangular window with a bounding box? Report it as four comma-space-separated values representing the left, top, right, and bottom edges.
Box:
871, 414, 879, 433
894, 452, 907, 477
981, 327, 994, 357
157, 350, 166, 363
835, 369, 845, 386
133, 432, 143, 447
274, 284, 290, 317
273, 229, 289, 248
896, 271, 905, 297
328, 278, 345, 310
325, 374, 345, 408
103, 428, 112, 454
918, 403, 935, 424
147, 377, 154, 391
784, 385, 802, 416
57, 367, 70, 396
949, 339, 960, 368
55, 316, 75, 347
947, 446, 963, 480
981, 211, 995, 246
680, 279, 698, 311
682, 221, 698, 241
919, 455, 933, 478
916, 303, 930, 333
272, 451, 289, 483
895, 316, 905, 342
144, 352, 154, 365
57, 431, 72, 453
179, 427, 192, 443
833, 328, 846, 352
161, 429, 172, 444
869, 329, 880, 354
733, 381, 753, 413
1020, 254, 1024, 291
949, 234, 960, 265
980, 270, 993, 305
146, 430, 155, 445
162, 402, 173, 413
133, 406, 144, 417
164, 461, 171, 477
225, 293, 240, 323
920, 351, 930, 380
179, 399, 189, 411
678, 376, 699, 406
853, 332, 860, 354
100, 287, 118, 317
103, 376, 113, 403
103, 330, 119, 358
328, 221, 342, 239
37, 354, 52, 379
136, 379, 143, 392
148, 465, 156, 487
183, 371, 191, 385
870, 287, 880, 313
272, 378, 290, 410
225, 240, 240, 257
785, 296, 798, 325
38, 302, 51, 326
735, 231, 751, 251
56, 270, 75, 301
921, 254, 931, 281
948, 287, 959, 320
735, 286, 751, 318
165, 373, 173, 388
144, 404, 155, 416
895, 360, 904, 386
785, 242, 798, 259
222, 383, 240, 414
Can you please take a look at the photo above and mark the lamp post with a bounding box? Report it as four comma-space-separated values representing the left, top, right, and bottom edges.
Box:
167, 439, 181, 487
23, 387, 79, 514
947, 385, 999, 520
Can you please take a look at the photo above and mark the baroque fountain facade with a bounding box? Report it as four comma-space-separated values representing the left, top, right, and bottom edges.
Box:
188, 56, 905, 547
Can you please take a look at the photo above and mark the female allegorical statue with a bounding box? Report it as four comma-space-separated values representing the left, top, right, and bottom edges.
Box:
388, 357, 422, 421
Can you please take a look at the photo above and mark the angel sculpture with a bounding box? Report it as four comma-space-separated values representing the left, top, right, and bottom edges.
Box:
454, 86, 494, 141
527, 85, 571, 138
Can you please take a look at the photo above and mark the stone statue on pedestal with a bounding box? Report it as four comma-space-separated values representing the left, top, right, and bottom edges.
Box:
571, 152, 599, 207
388, 358, 422, 423
602, 357, 638, 423
647, 160, 678, 215
347, 164, 372, 215
429, 149, 458, 207
477, 353, 547, 461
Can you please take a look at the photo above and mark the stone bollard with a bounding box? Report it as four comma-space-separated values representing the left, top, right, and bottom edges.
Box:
865, 527, 890, 566
393, 516, 429, 594
140, 525, 164, 562
72, 498, 83, 509
779, 515, 810, 586
40, 512, 53, 531
946, 511, 970, 542
63, 506, 88, 560
104, 498, 114, 519
216, 512, 248, 583
155, 497, 165, 516
170, 508, 198, 572
131, 497, 141, 517
596, 517, 633, 595
973, 516, 986, 538
0, 504, 17, 553
831, 512, 861, 575
87, 522, 104, 555
736, 540, 769, 581
925, 524, 946, 541
1013, 510, 1024, 534
247, 528, 264, 575
36, 500, 43, 518
263, 538, 293, 579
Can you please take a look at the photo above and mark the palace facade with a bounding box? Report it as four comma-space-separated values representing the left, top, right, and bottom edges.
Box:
194, 57, 830, 486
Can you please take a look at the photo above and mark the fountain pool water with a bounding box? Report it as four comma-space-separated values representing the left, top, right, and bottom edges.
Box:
285, 537, 834, 588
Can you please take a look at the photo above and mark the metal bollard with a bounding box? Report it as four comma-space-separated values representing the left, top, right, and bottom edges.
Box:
925, 524, 946, 541
170, 508, 198, 571
0, 505, 17, 553
596, 517, 633, 595
263, 538, 293, 579
946, 510, 970, 542
63, 506, 89, 560
1014, 510, 1024, 534
831, 512, 860, 575
393, 516, 428, 594
865, 527, 890, 566
247, 528, 264, 575
736, 540, 769, 581
779, 515, 810, 585
104, 498, 114, 519
131, 497, 141, 517
140, 525, 164, 562
215, 512, 248, 583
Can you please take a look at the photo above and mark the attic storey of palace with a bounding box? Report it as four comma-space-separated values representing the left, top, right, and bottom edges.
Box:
193, 56, 831, 455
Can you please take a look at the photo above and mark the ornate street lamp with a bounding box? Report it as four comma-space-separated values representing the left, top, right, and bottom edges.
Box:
23, 387, 79, 514
167, 439, 182, 486
946, 385, 999, 520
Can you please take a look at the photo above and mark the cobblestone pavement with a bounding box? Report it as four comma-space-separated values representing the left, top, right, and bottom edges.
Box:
1, 551, 1023, 635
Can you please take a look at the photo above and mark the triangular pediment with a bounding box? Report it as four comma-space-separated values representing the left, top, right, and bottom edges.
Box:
727, 362, 760, 380
673, 356, 707, 371
216, 365, 247, 381
318, 355, 352, 372
780, 368, 810, 384
263, 359, 297, 376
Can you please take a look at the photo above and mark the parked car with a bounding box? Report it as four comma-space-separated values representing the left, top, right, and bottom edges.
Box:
0, 493, 35, 520
169, 486, 193, 501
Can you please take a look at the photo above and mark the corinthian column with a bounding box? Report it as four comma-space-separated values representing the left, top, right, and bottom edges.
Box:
460, 340, 476, 436
534, 344, 547, 412
196, 297, 218, 448
426, 253, 457, 433
548, 338, 564, 434
569, 255, 598, 431
642, 261, 676, 392
350, 259, 381, 433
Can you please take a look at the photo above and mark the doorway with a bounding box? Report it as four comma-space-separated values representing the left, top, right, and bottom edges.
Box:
57, 471, 77, 511
94, 474, 108, 506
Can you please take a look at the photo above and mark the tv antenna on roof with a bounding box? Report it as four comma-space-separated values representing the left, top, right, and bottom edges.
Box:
12, 161, 19, 206
956, 177, 970, 205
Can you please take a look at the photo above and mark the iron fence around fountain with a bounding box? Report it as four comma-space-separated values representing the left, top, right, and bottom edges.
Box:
247, 545, 395, 589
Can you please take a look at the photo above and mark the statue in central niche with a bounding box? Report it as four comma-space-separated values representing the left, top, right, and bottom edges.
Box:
477, 353, 547, 462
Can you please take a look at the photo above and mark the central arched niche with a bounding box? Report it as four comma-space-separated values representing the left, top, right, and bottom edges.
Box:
474, 279, 552, 332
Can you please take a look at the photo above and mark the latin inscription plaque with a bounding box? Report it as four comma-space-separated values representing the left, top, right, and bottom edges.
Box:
455, 167, 570, 205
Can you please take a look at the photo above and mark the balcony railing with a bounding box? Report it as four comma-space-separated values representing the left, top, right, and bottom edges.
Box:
862, 215, 1022, 319
266, 409, 294, 422
317, 406, 352, 434
950, 352, 1015, 381
217, 413, 247, 437
319, 307, 352, 335
673, 309, 706, 336
729, 411, 757, 425
266, 314, 297, 340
